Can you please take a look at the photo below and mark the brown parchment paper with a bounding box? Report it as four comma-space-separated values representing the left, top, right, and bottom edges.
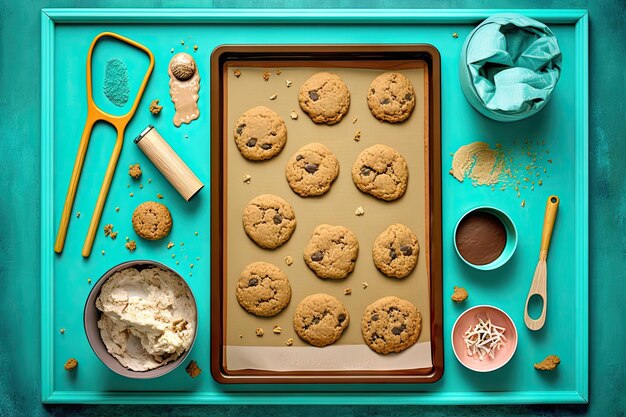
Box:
223, 62, 430, 371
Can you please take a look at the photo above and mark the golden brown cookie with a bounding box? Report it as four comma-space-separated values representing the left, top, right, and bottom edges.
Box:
303, 224, 359, 279
361, 296, 422, 354
372, 224, 419, 278
367, 72, 416, 123
131, 201, 172, 240
298, 72, 350, 125
293, 293, 349, 347
233, 106, 287, 161
285, 143, 340, 197
352, 144, 409, 201
236, 261, 292, 317
242, 194, 296, 249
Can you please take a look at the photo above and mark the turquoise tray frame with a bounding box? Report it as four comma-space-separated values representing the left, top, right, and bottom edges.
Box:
41, 8, 588, 405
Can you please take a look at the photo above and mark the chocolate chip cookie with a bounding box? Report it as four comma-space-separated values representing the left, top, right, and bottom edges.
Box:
298, 72, 350, 125
233, 106, 287, 160
236, 261, 292, 317
373, 224, 420, 278
285, 143, 340, 197
352, 144, 409, 201
293, 293, 349, 347
131, 201, 172, 240
242, 194, 296, 249
367, 72, 416, 123
303, 224, 359, 279
361, 296, 422, 354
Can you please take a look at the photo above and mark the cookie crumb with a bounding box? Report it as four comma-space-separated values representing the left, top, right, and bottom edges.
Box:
285, 79, 292, 87
101, 250, 105, 255
193, 44, 198, 51
171, 254, 176, 259
125, 240, 136, 252
521, 199, 526, 207
64, 358, 78, 371
190, 263, 194, 269
355, 206, 365, 216
194, 231, 198, 236
276, 69, 282, 75
103, 224, 113, 236
289, 110, 298, 120
285, 338, 294, 346
239, 333, 243, 339
129, 192, 134, 197
125, 236, 129, 241
76, 212, 81, 218
167, 241, 174, 249
196, 256, 200, 261
148, 178, 152, 184
343, 288, 352, 295
263, 71, 271, 81
149, 99, 163, 115
128, 163, 142, 179
170, 48, 174, 53
272, 325, 282, 334
176, 260, 179, 265
534, 355, 561, 371
269, 93, 277, 100
284, 255, 294, 266
180, 39, 185, 45
189, 272, 192, 277
452, 32, 459, 38
234, 68, 241, 77
353, 129, 362, 141
115, 207, 120, 212
451, 286, 468, 303
180, 242, 184, 247
361, 281, 368, 289
110, 231, 118, 240
255, 328, 264, 337
60, 328, 65, 334
185, 360, 202, 378
352, 117, 358, 124
87, 278, 92, 284
157, 193, 164, 199
139, 184, 143, 189
243, 173, 252, 184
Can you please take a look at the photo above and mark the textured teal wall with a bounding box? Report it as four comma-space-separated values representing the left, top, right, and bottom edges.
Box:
1, 0, 624, 416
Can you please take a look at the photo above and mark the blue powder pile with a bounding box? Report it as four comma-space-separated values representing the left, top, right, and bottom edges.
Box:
103, 58, 129, 107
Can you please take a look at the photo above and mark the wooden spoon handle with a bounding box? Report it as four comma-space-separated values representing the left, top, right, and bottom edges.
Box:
539, 195, 560, 261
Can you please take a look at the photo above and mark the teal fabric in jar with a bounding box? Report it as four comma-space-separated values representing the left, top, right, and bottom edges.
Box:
459, 13, 562, 122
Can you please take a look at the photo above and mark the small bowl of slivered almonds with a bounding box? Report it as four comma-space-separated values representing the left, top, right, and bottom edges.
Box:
451, 305, 518, 372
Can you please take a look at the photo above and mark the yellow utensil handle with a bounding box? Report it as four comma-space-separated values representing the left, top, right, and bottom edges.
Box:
54, 119, 95, 253
539, 195, 559, 261
82, 129, 124, 257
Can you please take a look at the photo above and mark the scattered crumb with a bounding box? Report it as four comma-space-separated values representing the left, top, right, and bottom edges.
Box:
101, 250, 105, 255
64, 358, 78, 371
180, 40, 185, 45
76, 212, 81, 218
125, 236, 129, 241
196, 257, 200, 261
189, 272, 192, 277
233, 68, 241, 77
194, 231, 198, 236
355, 206, 365, 216
184, 134, 188, 139
353, 129, 362, 141
344, 288, 352, 296
129, 192, 134, 197
276, 69, 282, 75
284, 255, 294, 266
289, 110, 298, 120
193, 44, 198, 51
239, 333, 243, 339
285, 338, 294, 346
157, 193, 164, 199
185, 360, 202, 378
452, 32, 459, 38
538, 179, 543, 186
167, 241, 175, 249
521, 199, 526, 207
548, 159, 553, 163
110, 231, 118, 240
451, 286, 468, 303
125, 240, 136, 252
139, 184, 143, 189
285, 79, 292, 88
263, 71, 271, 81
128, 163, 142, 179
243, 173, 252, 184
170, 48, 174, 53
176, 261, 179, 265
127, 184, 130, 188
272, 325, 282, 334
149, 99, 163, 115
255, 328, 264, 337
180, 242, 184, 246
103, 224, 113, 236
190, 263, 194, 269
115, 207, 120, 212
171, 254, 176, 259
148, 178, 152, 184
269, 93, 277, 100
352, 117, 358, 124
60, 328, 65, 334
362, 281, 368, 289
534, 355, 561, 371
87, 278, 92, 284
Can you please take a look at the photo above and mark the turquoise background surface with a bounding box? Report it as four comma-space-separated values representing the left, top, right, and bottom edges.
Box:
1, 1, 624, 417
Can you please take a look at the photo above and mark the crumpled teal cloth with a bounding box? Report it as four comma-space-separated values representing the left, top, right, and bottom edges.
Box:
460, 14, 562, 122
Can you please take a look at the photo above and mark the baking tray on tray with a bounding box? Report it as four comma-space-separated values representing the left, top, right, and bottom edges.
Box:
41, 8, 588, 404
209, 45, 443, 384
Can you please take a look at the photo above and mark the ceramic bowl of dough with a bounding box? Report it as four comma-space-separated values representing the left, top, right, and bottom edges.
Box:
453, 206, 518, 271
451, 305, 518, 372
84, 260, 198, 379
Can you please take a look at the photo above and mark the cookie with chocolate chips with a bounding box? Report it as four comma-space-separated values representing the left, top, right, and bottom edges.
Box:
373, 224, 419, 278
367, 72, 416, 123
242, 194, 296, 249
361, 296, 422, 354
293, 293, 349, 347
352, 144, 409, 201
233, 106, 287, 160
298, 72, 350, 125
285, 143, 340, 197
303, 224, 359, 279
236, 261, 292, 316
